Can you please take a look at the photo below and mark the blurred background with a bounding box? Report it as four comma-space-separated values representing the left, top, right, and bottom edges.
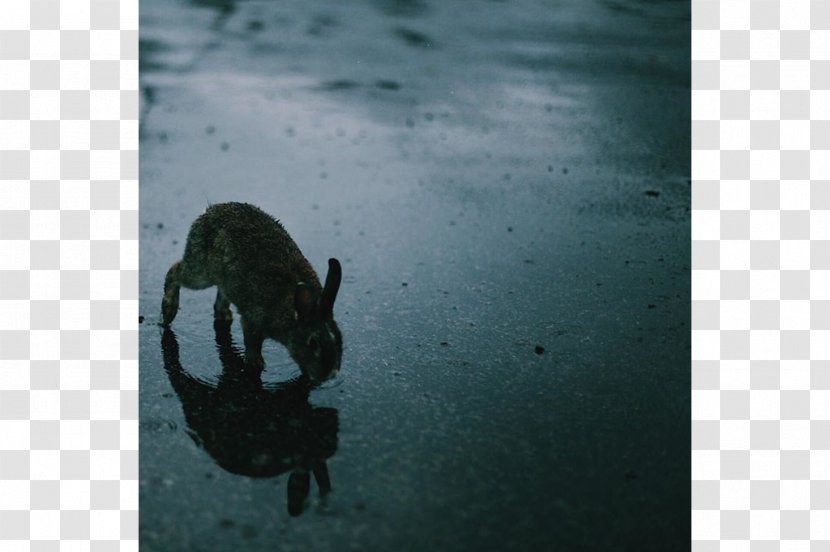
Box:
139, 0, 690, 550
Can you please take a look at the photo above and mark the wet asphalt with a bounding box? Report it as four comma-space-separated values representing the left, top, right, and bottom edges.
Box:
139, 0, 690, 550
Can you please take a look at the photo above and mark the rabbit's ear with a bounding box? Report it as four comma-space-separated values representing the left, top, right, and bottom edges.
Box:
294, 283, 316, 321
318, 258, 341, 315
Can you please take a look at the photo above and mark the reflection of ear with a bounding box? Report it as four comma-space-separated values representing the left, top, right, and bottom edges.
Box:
312, 461, 331, 497
287, 470, 310, 517
294, 283, 316, 321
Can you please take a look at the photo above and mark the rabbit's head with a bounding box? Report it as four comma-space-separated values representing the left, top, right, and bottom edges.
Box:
286, 258, 343, 383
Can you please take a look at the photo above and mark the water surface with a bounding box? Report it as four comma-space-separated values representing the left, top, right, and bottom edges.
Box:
139, 0, 690, 549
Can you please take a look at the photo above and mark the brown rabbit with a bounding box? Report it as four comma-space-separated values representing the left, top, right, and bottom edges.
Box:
161, 202, 342, 382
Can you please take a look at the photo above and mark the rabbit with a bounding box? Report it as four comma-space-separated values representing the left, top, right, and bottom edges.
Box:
161, 202, 342, 382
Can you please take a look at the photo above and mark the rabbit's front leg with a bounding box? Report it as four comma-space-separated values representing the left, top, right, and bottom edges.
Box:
240, 316, 265, 368
213, 288, 233, 323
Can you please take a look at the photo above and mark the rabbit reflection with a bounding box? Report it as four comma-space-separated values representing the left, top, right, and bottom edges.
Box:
161, 321, 338, 517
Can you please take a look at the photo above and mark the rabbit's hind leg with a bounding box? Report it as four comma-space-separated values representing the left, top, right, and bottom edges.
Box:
162, 261, 183, 326
213, 288, 233, 323
162, 260, 213, 326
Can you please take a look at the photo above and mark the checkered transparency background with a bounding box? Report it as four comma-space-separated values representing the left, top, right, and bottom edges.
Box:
0, 0, 139, 549
3, 0, 830, 549
693, 0, 830, 548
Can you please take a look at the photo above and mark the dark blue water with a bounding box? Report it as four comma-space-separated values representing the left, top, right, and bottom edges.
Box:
139, 0, 690, 550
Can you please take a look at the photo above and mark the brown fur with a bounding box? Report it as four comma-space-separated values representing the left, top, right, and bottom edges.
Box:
162, 202, 342, 380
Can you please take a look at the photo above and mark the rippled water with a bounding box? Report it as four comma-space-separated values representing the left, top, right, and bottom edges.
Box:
139, 0, 690, 550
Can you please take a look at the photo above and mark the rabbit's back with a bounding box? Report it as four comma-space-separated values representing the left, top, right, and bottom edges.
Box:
183, 203, 319, 310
